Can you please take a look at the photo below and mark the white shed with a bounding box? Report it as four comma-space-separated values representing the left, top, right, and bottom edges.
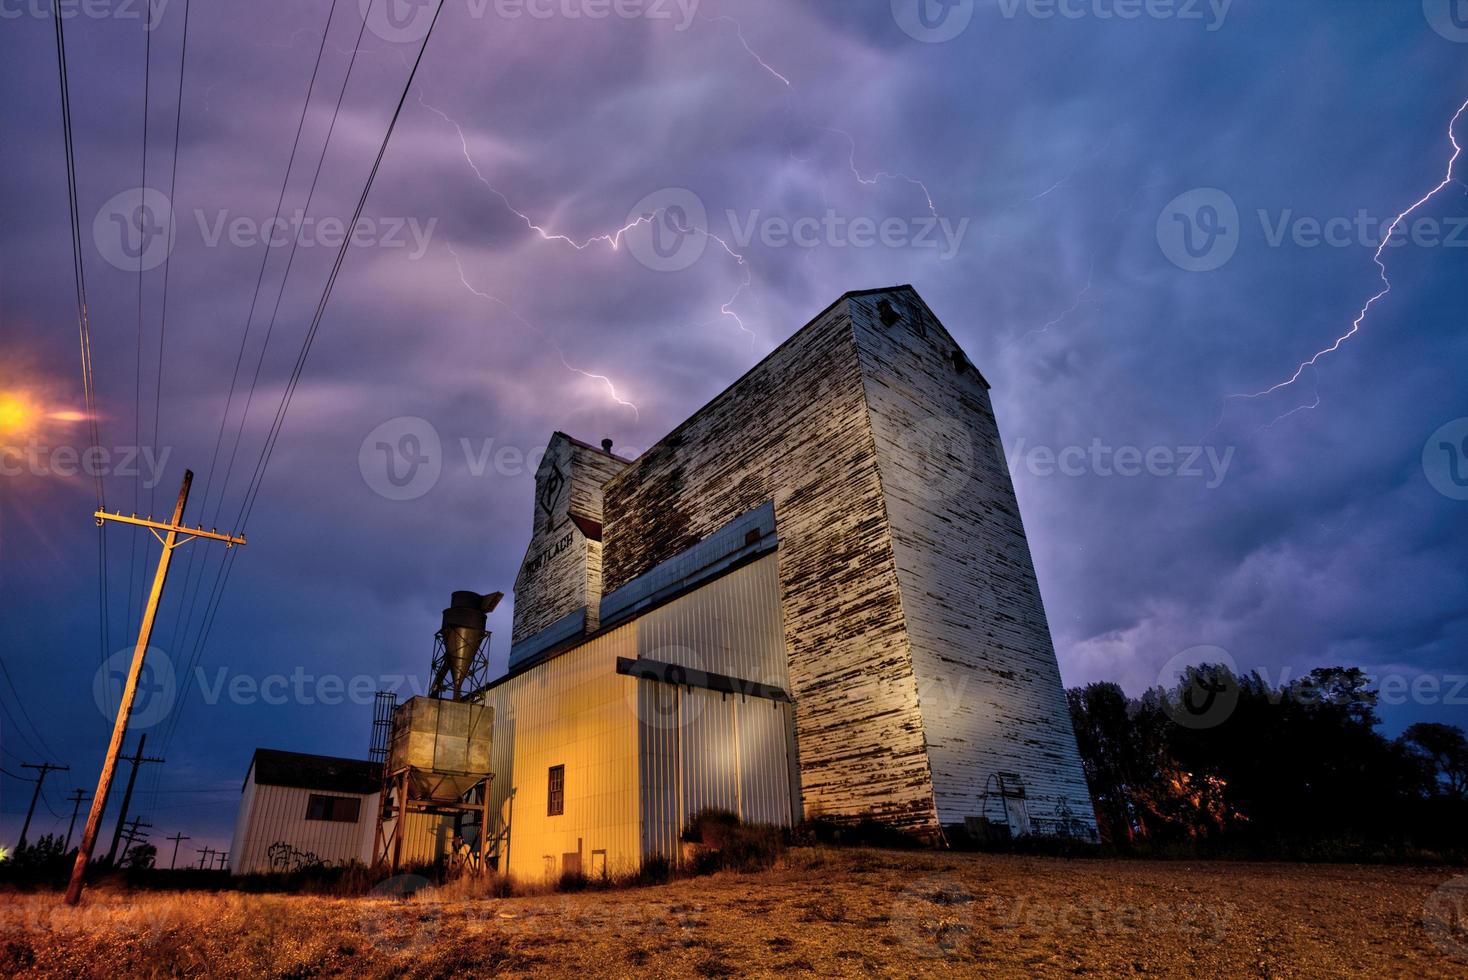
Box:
229, 749, 381, 874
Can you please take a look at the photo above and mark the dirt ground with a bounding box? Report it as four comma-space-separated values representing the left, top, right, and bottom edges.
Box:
2, 848, 1464, 978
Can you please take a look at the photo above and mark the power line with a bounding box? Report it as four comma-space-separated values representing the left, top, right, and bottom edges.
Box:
0, 658, 56, 760
164, 0, 449, 758
52, 0, 111, 673
157, 0, 350, 761
149, 0, 193, 535
126, 0, 159, 651
139, 0, 194, 819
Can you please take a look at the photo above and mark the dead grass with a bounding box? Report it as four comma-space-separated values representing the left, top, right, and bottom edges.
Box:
1, 848, 1464, 977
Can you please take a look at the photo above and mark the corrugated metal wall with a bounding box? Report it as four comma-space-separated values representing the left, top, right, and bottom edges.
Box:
231, 782, 378, 873
481, 627, 641, 881
636, 553, 789, 690
637, 683, 797, 862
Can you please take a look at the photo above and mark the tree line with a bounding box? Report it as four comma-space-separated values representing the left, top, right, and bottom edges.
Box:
1068, 665, 1467, 859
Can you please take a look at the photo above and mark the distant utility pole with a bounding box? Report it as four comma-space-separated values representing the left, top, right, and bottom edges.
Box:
105, 733, 165, 866
18, 762, 70, 849
196, 846, 214, 870
214, 851, 228, 871
64, 789, 89, 852
64, 470, 247, 906
118, 816, 152, 851
165, 832, 190, 870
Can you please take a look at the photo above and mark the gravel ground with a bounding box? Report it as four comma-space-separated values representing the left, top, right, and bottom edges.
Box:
2, 848, 1464, 977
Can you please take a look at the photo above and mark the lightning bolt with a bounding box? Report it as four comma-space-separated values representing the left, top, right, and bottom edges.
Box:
701, 13, 791, 87
1003, 257, 1096, 352
1219, 97, 1468, 429
697, 10, 940, 216
821, 127, 939, 217
420, 94, 755, 342
446, 241, 640, 420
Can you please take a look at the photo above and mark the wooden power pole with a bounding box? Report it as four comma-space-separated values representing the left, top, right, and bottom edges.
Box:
105, 733, 165, 866
64, 789, 89, 852
63, 470, 246, 905
18, 762, 69, 849
165, 832, 190, 869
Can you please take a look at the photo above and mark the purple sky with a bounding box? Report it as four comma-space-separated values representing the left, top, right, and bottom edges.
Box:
2, 0, 1466, 852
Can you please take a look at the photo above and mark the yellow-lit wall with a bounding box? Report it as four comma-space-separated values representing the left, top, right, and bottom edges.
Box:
482, 627, 641, 881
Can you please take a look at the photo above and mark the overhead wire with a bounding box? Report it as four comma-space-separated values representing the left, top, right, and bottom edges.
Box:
160, 0, 450, 758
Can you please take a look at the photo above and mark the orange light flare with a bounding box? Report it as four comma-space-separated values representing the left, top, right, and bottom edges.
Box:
0, 390, 91, 441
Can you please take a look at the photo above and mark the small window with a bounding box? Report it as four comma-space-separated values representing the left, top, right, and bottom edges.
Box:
305, 794, 360, 823
547, 765, 565, 816
876, 298, 903, 328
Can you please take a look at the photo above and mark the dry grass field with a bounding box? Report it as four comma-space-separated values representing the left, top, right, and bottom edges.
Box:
2, 848, 1464, 978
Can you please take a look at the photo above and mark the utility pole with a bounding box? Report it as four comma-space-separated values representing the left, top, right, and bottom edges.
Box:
214, 851, 228, 871
64, 470, 246, 906
118, 816, 152, 863
18, 762, 69, 849
105, 733, 165, 866
165, 832, 190, 870
64, 789, 89, 852
196, 846, 214, 870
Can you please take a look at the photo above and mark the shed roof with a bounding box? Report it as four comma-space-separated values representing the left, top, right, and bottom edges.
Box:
246, 748, 381, 795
